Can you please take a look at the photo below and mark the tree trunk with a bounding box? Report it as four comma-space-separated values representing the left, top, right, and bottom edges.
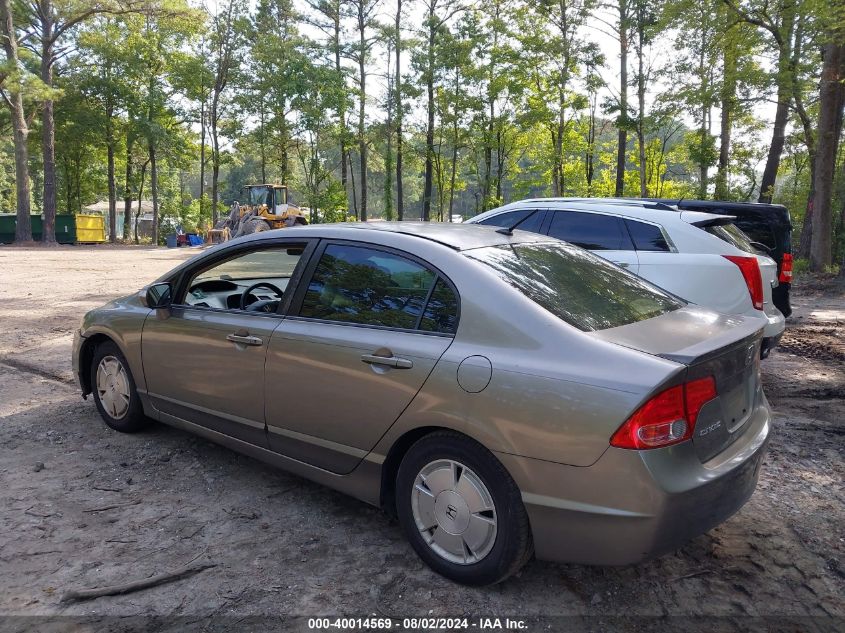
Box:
758, 6, 795, 203
199, 64, 206, 225
123, 136, 133, 241
333, 12, 348, 212
135, 160, 148, 244
106, 113, 116, 243
636, 7, 646, 198
422, 14, 435, 222
395, 0, 404, 220
809, 42, 844, 271
211, 92, 220, 225
715, 14, 737, 200
149, 143, 159, 246
1, 0, 33, 242
40, 13, 57, 244
358, 10, 367, 221
615, 0, 628, 198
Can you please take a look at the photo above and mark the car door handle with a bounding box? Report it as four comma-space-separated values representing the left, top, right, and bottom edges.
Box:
612, 261, 630, 268
226, 333, 263, 346
361, 354, 413, 369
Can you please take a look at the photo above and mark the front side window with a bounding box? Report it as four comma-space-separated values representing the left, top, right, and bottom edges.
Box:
299, 244, 457, 332
478, 210, 544, 234
182, 245, 305, 312
547, 211, 631, 251
467, 242, 684, 332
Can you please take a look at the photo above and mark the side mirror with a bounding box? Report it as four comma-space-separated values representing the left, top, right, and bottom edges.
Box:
146, 282, 172, 309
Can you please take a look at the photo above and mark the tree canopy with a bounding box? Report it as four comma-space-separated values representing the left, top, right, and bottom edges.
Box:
0, 0, 843, 270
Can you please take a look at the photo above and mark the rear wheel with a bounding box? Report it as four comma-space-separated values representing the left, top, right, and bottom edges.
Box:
244, 219, 271, 234
90, 341, 150, 433
395, 431, 533, 585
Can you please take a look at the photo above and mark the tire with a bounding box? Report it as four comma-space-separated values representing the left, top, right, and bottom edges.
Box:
395, 431, 533, 585
90, 341, 150, 433
243, 219, 271, 234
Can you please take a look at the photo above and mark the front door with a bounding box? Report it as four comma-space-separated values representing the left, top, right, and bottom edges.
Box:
264, 241, 459, 474
142, 242, 310, 446
545, 210, 640, 273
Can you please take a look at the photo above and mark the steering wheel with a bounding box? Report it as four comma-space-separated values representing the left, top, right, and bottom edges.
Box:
240, 281, 285, 311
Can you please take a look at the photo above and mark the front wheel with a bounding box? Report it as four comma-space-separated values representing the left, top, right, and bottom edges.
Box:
395, 431, 533, 585
90, 341, 150, 433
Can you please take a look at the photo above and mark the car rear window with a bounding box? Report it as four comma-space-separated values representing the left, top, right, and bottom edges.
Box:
466, 242, 684, 332
704, 223, 757, 253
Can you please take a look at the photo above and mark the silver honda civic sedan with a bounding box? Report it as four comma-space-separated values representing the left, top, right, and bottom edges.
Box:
73, 222, 770, 585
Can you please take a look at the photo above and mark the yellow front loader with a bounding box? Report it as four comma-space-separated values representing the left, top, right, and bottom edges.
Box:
210, 184, 307, 243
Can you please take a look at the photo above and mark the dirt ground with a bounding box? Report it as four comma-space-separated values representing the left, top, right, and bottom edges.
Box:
0, 245, 843, 632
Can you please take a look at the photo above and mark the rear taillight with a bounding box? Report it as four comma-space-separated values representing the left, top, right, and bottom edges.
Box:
723, 255, 764, 310
779, 253, 793, 283
610, 377, 717, 450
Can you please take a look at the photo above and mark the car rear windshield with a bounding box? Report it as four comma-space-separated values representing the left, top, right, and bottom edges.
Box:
704, 223, 757, 253
466, 242, 684, 332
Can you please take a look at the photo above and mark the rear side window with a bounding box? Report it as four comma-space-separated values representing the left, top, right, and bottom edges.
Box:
299, 244, 457, 333
547, 211, 632, 250
625, 220, 670, 252
419, 279, 459, 334
467, 243, 683, 332
705, 224, 756, 253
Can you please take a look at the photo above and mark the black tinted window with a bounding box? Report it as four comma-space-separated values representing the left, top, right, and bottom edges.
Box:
478, 210, 544, 233
300, 244, 436, 329
468, 243, 683, 332
704, 224, 756, 253
732, 217, 776, 251
625, 220, 670, 252
547, 211, 631, 250
419, 279, 459, 334
478, 210, 530, 227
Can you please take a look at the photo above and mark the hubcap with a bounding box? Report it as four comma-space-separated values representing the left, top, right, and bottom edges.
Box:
96, 356, 130, 420
411, 459, 497, 565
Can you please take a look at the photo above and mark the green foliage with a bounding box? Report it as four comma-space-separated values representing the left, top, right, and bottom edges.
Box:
0, 0, 836, 241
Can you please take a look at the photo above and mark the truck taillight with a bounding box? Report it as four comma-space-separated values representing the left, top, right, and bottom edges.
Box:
724, 255, 764, 310
610, 377, 717, 450
779, 253, 793, 283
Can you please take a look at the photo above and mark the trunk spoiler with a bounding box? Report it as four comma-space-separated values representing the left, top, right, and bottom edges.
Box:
590, 307, 764, 366
680, 211, 736, 228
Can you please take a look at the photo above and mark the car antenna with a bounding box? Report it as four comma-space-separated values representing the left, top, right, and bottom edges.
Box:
495, 216, 527, 236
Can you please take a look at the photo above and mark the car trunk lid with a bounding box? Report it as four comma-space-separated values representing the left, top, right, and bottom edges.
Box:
591, 307, 764, 462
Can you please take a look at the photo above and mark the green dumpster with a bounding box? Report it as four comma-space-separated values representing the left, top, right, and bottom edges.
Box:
55, 215, 76, 244
0, 214, 65, 243
0, 214, 14, 243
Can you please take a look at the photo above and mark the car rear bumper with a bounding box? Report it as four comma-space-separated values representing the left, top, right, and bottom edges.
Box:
772, 282, 792, 317
761, 331, 783, 359
497, 399, 770, 565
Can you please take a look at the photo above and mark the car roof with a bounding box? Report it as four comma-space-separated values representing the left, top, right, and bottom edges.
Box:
470, 198, 689, 225
234, 221, 549, 252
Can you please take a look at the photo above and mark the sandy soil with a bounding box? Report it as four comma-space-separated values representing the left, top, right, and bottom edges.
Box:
0, 245, 842, 631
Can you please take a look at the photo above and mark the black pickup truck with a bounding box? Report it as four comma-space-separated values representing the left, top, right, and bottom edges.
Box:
646, 199, 793, 317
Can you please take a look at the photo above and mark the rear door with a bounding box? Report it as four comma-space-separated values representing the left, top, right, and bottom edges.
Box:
264, 241, 459, 474
544, 210, 639, 273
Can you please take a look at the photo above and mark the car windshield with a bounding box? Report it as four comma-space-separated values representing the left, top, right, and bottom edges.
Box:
466, 242, 684, 332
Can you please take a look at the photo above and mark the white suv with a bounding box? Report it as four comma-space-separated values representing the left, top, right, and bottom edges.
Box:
467, 198, 785, 357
